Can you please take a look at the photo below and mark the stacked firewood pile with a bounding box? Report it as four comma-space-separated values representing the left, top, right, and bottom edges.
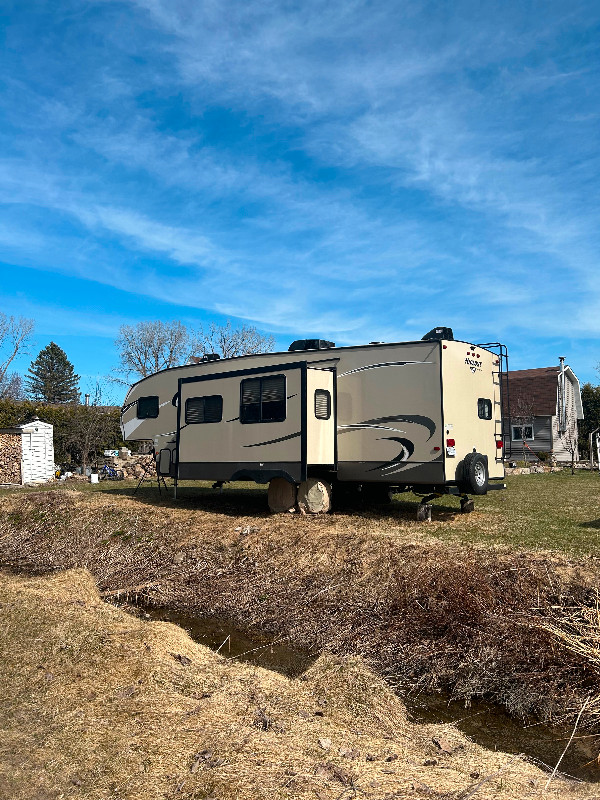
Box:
0, 433, 22, 485
106, 454, 156, 480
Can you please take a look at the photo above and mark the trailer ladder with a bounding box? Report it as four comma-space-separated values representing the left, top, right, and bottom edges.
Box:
477, 342, 511, 460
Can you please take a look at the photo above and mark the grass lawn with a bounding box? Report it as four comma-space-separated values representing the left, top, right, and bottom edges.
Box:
2, 468, 600, 556
446, 469, 600, 554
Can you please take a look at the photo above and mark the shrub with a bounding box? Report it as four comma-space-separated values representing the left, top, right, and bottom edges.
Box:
0, 399, 124, 464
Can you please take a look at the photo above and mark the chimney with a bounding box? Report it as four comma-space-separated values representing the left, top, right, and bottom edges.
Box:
558, 357, 566, 432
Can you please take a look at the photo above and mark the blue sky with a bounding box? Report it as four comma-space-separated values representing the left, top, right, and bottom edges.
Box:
1, 0, 600, 401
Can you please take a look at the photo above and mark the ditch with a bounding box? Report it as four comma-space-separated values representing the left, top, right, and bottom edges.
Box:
126, 603, 600, 784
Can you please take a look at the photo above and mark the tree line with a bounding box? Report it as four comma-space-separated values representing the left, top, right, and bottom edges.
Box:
578, 383, 600, 457
0, 314, 275, 468
0, 398, 122, 468
0, 314, 275, 403
4, 310, 600, 461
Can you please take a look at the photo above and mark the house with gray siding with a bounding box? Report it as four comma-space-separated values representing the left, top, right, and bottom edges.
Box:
502, 363, 583, 463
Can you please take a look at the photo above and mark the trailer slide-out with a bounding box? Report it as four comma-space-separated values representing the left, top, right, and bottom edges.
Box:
120, 328, 507, 518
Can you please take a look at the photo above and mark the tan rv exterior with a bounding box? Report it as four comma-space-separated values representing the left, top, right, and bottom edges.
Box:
121, 337, 505, 503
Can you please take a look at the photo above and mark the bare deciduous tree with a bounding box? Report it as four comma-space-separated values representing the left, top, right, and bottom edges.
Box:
114, 319, 275, 381
0, 373, 25, 400
0, 313, 34, 397
511, 393, 537, 462
66, 383, 121, 471
191, 320, 275, 360
114, 321, 190, 381
559, 417, 579, 475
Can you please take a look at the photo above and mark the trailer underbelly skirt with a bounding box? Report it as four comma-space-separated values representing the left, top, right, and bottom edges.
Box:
337, 458, 444, 484
178, 461, 304, 484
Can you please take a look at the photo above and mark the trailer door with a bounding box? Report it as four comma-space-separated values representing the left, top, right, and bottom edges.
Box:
306, 367, 335, 467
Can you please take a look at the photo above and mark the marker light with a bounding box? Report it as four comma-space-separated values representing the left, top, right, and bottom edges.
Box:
496, 441, 503, 449
446, 438, 455, 447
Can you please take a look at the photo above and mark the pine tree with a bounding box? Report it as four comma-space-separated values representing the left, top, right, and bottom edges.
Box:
26, 342, 80, 404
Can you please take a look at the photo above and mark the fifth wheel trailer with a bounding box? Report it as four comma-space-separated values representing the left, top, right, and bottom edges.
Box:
120, 329, 507, 515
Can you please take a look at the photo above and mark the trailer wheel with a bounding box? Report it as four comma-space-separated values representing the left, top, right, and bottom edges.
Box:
267, 478, 297, 513
297, 478, 332, 514
462, 453, 488, 495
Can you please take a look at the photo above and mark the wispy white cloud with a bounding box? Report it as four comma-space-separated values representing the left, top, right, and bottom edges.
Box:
112, 1, 600, 302
1, 0, 600, 383
78, 205, 222, 267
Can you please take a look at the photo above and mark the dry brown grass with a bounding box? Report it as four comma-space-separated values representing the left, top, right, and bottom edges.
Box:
0, 488, 598, 728
1, 568, 596, 800
543, 596, 600, 730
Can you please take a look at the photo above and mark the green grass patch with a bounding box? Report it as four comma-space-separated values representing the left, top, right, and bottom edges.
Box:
402, 469, 600, 555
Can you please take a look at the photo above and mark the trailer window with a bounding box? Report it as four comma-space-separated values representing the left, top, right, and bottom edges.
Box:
314, 389, 331, 420
512, 425, 534, 441
137, 396, 159, 419
185, 395, 223, 424
240, 375, 286, 423
477, 398, 492, 420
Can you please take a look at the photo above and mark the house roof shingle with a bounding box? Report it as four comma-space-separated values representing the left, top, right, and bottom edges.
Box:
502, 367, 560, 417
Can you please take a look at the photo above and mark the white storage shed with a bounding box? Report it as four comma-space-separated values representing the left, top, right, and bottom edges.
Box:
0, 418, 55, 485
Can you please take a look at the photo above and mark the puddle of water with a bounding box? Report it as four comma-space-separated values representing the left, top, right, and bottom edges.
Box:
141, 606, 317, 678
130, 604, 600, 783
406, 692, 600, 783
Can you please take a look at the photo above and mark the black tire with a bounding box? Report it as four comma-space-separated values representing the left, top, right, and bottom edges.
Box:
462, 453, 488, 495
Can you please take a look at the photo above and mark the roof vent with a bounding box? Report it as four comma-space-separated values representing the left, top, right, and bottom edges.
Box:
201, 353, 221, 362
422, 327, 454, 342
288, 339, 335, 352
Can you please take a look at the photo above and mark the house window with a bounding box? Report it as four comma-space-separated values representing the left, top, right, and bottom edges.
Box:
137, 396, 159, 419
240, 375, 286, 423
478, 398, 492, 420
512, 425, 534, 441
315, 389, 331, 420
185, 395, 223, 424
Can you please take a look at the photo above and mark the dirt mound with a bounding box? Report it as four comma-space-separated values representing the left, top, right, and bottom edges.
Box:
1, 568, 594, 800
